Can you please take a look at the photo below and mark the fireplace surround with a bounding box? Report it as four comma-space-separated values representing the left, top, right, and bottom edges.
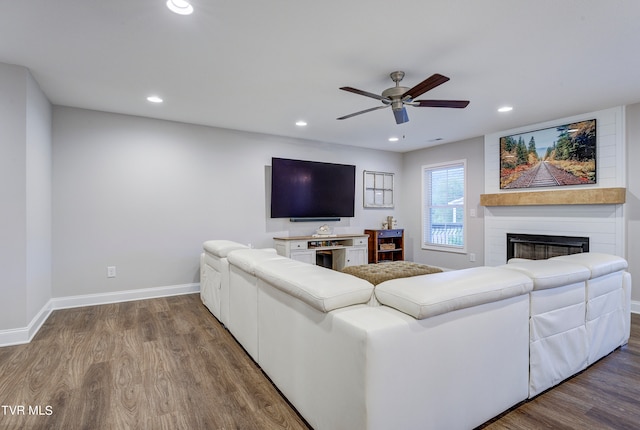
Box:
506, 233, 589, 261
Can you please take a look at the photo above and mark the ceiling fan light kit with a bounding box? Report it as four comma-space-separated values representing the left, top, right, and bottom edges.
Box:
338, 71, 469, 124
166, 0, 194, 15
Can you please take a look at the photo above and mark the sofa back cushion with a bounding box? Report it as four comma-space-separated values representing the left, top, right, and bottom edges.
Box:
254, 258, 374, 312
551, 252, 628, 279
203, 240, 248, 258
374, 267, 533, 319
503, 259, 590, 290
227, 248, 284, 275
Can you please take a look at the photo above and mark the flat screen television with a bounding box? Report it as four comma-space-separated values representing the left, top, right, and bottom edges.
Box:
271, 157, 356, 219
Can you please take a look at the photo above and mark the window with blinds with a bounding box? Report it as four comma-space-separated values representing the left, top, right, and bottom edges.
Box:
422, 160, 466, 251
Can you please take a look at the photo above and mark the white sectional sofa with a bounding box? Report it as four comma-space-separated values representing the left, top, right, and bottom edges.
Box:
200, 241, 631, 430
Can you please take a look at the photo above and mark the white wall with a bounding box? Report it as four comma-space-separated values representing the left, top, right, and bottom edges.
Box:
483, 107, 626, 267
401, 136, 485, 269
26, 72, 53, 321
0, 63, 52, 332
52, 107, 403, 297
626, 102, 640, 305
0, 63, 27, 330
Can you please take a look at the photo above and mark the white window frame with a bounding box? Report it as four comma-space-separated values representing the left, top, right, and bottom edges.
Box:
421, 159, 467, 253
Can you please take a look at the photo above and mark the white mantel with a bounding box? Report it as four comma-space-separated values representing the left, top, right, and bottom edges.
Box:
483, 107, 626, 266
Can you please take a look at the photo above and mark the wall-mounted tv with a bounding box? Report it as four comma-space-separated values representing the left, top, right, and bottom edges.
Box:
271, 157, 356, 219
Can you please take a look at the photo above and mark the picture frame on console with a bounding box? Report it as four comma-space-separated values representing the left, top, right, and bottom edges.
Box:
499, 119, 597, 189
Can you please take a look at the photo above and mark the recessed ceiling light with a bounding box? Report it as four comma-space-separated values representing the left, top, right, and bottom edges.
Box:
498, 106, 513, 113
146, 96, 163, 103
388, 137, 399, 142
166, 0, 193, 15
295, 120, 307, 127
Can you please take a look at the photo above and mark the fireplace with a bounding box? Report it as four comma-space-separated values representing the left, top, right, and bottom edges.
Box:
506, 233, 589, 261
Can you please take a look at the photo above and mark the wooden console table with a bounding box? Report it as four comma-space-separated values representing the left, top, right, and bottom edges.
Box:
273, 234, 368, 271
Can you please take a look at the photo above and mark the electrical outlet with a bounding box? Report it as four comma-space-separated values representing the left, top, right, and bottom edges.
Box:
107, 266, 117, 278
469, 253, 476, 262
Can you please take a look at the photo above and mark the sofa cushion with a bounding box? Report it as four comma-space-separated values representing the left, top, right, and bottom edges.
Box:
203, 240, 248, 257
374, 267, 533, 319
255, 258, 374, 312
551, 252, 628, 278
227, 248, 283, 274
502, 259, 590, 290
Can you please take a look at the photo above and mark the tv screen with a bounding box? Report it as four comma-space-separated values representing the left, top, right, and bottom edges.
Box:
271, 157, 356, 219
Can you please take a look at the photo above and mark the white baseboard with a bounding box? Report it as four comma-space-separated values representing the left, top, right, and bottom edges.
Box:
0, 301, 54, 347
631, 300, 640, 315
0, 283, 200, 347
50, 282, 200, 309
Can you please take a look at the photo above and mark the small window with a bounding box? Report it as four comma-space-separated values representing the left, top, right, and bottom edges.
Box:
422, 160, 466, 252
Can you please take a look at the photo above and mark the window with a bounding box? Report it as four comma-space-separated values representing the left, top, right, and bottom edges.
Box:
422, 160, 466, 252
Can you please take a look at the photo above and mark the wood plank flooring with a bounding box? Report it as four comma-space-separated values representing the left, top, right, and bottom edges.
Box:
0, 294, 309, 430
0, 293, 638, 429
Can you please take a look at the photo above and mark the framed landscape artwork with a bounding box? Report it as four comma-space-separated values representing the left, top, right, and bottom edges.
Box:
499, 119, 597, 189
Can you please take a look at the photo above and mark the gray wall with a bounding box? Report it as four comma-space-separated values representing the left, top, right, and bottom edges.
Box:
626, 102, 640, 304
26, 71, 53, 321
52, 107, 404, 297
401, 137, 485, 269
0, 63, 52, 331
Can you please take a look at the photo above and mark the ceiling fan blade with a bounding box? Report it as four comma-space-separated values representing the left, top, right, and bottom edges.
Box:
414, 99, 470, 108
402, 74, 450, 100
340, 86, 389, 101
393, 107, 409, 124
337, 105, 389, 120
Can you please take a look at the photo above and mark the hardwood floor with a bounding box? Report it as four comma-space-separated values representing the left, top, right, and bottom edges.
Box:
0, 294, 309, 430
0, 294, 638, 429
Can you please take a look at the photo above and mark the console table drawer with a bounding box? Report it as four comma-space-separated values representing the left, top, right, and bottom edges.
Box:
290, 241, 309, 250
377, 229, 403, 238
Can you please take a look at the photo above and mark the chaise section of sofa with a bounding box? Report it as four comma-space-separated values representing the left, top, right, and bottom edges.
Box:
370, 267, 534, 429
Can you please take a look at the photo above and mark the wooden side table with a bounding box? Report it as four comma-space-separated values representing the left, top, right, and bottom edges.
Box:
365, 229, 404, 263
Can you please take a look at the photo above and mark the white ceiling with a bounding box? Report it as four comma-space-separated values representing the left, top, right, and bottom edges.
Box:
2, 0, 640, 152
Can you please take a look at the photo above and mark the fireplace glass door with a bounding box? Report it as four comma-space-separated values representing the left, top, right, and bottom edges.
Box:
506, 233, 589, 261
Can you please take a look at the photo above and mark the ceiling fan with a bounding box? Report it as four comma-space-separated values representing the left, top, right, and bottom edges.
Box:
337, 71, 469, 124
